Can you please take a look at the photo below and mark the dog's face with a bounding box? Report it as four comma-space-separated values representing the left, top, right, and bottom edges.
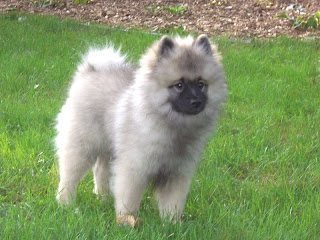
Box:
137, 35, 226, 122
168, 76, 207, 115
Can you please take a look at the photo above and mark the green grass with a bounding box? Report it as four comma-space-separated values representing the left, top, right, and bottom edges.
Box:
1, 12, 320, 239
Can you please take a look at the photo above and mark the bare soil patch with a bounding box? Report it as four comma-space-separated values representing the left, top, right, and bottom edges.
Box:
1, 0, 319, 38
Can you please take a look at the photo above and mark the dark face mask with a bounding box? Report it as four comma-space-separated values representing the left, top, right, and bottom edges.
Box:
169, 77, 207, 115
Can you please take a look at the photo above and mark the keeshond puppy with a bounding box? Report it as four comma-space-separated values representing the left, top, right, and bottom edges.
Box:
55, 34, 227, 225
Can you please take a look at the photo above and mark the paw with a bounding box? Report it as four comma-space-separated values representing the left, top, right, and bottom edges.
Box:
93, 186, 108, 196
116, 215, 142, 228
56, 191, 75, 205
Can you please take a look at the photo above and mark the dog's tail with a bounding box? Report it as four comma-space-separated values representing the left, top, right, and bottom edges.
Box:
78, 45, 127, 72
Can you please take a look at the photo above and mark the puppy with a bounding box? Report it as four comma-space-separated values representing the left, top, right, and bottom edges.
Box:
55, 35, 227, 224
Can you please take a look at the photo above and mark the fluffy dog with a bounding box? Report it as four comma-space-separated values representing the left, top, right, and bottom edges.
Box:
55, 35, 227, 224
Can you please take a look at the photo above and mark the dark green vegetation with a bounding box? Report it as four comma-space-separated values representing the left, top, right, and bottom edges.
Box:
1, 13, 320, 239
277, 6, 320, 32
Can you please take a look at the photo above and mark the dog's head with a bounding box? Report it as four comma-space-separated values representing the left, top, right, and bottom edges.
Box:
136, 35, 227, 124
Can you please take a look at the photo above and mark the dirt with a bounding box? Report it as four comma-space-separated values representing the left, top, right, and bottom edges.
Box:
1, 0, 319, 38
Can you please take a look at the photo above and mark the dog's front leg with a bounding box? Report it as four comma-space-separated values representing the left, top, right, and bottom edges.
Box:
154, 173, 192, 223
112, 165, 148, 227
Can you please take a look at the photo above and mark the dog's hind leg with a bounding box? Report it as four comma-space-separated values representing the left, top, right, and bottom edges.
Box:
93, 155, 110, 196
56, 149, 95, 205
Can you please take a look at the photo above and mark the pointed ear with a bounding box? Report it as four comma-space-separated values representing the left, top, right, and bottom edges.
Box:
194, 34, 212, 55
158, 35, 175, 58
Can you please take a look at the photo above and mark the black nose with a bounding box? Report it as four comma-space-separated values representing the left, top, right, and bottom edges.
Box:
190, 99, 202, 109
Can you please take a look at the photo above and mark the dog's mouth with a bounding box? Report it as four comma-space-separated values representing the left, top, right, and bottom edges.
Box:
170, 101, 206, 115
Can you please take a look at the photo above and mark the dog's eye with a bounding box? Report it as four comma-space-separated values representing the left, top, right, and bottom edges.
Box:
197, 81, 206, 90
174, 82, 184, 91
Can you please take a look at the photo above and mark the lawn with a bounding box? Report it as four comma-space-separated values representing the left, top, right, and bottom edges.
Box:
0, 13, 320, 239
